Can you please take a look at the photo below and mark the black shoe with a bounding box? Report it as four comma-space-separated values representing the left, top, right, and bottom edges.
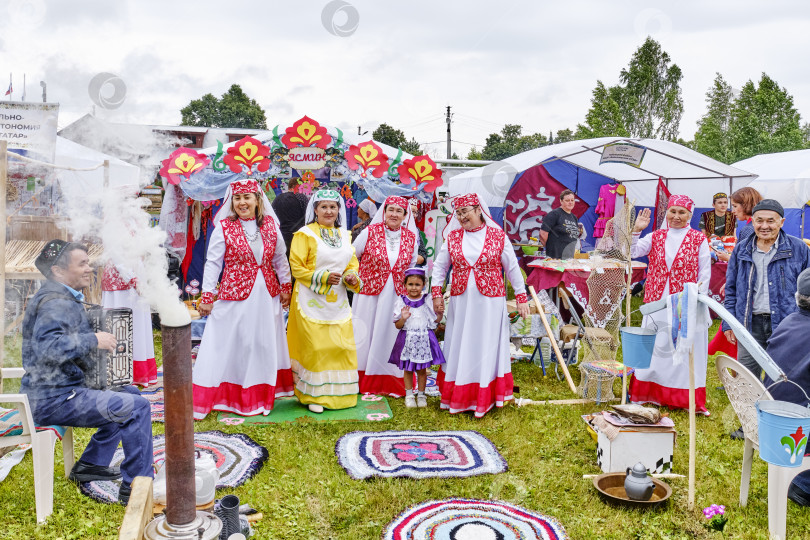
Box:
69, 460, 122, 483
118, 483, 132, 506
729, 427, 745, 440
788, 482, 810, 507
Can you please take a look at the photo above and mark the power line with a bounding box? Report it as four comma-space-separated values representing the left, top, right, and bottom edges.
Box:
454, 112, 503, 127
451, 139, 483, 146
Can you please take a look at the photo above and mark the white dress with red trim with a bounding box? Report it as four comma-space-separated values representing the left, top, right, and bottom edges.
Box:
351, 225, 418, 397
101, 264, 157, 387
192, 218, 294, 420
628, 226, 712, 413
431, 225, 527, 418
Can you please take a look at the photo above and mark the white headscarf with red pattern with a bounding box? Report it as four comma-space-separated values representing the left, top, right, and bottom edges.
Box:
442, 192, 502, 240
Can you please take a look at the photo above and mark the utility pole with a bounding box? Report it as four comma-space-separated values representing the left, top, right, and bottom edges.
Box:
445, 105, 452, 159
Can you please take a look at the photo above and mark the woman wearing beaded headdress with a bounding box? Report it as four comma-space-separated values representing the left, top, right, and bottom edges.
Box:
352, 195, 419, 397
192, 178, 294, 419
432, 192, 530, 417
629, 195, 711, 412
287, 189, 363, 412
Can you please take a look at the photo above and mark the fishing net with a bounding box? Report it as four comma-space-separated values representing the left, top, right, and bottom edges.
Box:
576, 200, 637, 366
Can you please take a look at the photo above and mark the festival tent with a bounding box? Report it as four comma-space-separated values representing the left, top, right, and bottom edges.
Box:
54, 136, 141, 190
448, 137, 757, 248
733, 149, 810, 238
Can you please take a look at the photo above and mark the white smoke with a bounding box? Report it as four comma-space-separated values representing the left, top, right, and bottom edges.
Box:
55, 117, 191, 327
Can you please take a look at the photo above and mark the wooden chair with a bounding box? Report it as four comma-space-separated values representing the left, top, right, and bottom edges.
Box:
0, 367, 75, 523
716, 355, 810, 539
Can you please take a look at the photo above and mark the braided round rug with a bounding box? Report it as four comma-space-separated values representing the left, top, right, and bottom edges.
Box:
79, 430, 268, 504
336, 430, 507, 480
140, 386, 164, 423
383, 499, 568, 540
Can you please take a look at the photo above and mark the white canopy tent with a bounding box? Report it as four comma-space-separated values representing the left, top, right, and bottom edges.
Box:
54, 136, 141, 190
447, 137, 757, 244
449, 137, 756, 208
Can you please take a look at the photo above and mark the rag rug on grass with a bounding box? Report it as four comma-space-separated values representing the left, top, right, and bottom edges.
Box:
140, 386, 164, 423
217, 395, 392, 425
335, 430, 506, 480
79, 430, 267, 504
383, 498, 568, 540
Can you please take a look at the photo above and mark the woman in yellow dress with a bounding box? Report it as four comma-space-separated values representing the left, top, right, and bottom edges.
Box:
287, 189, 362, 412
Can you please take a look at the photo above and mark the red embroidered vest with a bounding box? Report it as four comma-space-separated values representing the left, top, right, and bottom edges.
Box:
217, 217, 281, 301
643, 228, 705, 303
358, 223, 416, 296
448, 226, 506, 297
102, 264, 136, 292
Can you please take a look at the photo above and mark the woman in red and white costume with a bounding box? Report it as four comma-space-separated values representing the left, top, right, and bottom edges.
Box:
101, 264, 157, 387
192, 178, 294, 419
352, 196, 418, 397
629, 195, 711, 413
432, 193, 530, 417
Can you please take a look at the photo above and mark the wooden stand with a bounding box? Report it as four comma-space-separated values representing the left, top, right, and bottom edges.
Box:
119, 476, 154, 540
528, 286, 577, 394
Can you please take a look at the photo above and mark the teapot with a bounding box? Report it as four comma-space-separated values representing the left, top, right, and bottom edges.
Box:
624, 462, 655, 501
152, 452, 220, 506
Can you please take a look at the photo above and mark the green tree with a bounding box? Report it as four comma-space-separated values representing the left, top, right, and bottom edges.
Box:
180, 84, 267, 129
619, 37, 683, 140
479, 124, 548, 161
693, 73, 735, 162
466, 146, 483, 160
577, 37, 683, 140
576, 82, 629, 139
554, 128, 576, 144
802, 122, 810, 147
372, 123, 422, 155
727, 73, 805, 162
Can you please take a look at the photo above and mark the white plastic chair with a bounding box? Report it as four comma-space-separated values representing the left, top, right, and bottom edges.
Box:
1, 367, 75, 523
716, 355, 810, 540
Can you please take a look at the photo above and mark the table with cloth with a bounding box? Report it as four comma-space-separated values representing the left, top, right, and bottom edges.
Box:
526, 258, 647, 328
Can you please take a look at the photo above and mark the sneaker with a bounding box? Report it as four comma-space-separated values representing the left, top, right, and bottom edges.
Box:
307, 404, 324, 414
405, 395, 417, 408
729, 427, 745, 440
69, 460, 122, 483
416, 394, 427, 408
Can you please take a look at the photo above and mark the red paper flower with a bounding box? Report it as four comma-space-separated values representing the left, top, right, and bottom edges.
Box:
281, 116, 331, 149
159, 148, 211, 185
345, 141, 389, 179
397, 155, 443, 192
222, 136, 271, 175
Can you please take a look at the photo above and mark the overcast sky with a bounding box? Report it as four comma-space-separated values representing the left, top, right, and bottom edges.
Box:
2, 0, 809, 158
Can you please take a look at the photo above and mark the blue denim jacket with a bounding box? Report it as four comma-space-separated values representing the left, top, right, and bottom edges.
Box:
722, 230, 810, 333
20, 280, 99, 400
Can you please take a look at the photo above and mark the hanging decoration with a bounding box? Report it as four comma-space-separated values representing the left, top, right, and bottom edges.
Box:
281, 115, 332, 149
159, 147, 211, 185
397, 155, 443, 193
345, 141, 390, 179
222, 136, 272, 175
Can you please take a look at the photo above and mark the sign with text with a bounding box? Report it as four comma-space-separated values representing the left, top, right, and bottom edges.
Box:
288, 146, 326, 170
0, 101, 59, 162
599, 142, 647, 168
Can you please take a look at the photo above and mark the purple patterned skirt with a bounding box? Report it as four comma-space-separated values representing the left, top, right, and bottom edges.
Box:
388, 328, 446, 372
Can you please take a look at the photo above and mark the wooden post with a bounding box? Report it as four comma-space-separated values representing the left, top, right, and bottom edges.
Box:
688, 346, 696, 510
529, 286, 577, 394
0, 141, 7, 394
622, 200, 633, 405
118, 476, 154, 540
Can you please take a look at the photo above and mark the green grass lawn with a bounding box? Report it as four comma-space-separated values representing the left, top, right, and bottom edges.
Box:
1, 325, 809, 539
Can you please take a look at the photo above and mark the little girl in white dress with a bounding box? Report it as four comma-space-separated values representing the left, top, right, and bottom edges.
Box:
388, 268, 446, 408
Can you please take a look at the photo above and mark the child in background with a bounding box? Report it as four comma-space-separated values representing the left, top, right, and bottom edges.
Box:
389, 267, 446, 408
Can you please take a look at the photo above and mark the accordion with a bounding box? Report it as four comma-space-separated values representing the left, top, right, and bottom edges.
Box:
83, 307, 134, 390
